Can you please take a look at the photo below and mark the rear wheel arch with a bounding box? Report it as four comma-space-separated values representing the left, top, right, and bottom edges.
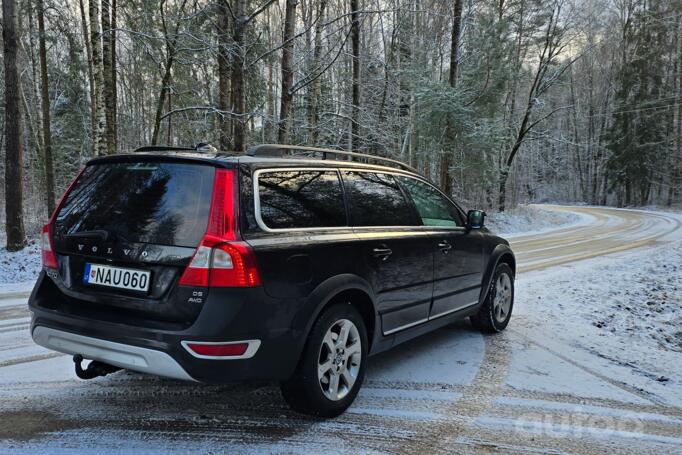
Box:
293, 275, 377, 361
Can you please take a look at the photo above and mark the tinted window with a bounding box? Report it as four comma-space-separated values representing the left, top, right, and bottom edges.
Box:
398, 176, 463, 227
54, 162, 215, 247
343, 172, 416, 226
258, 170, 346, 229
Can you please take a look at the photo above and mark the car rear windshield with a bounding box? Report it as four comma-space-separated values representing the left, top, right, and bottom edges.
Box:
54, 162, 215, 247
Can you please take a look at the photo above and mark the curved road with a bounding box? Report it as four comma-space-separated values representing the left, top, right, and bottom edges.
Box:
1, 205, 681, 454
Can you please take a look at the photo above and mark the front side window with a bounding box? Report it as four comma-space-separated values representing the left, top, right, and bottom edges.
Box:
398, 176, 463, 227
342, 172, 417, 226
257, 170, 347, 229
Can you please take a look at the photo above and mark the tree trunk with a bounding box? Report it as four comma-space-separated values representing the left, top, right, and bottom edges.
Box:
79, 0, 96, 146
278, 0, 298, 143
37, 0, 56, 216
231, 0, 247, 152
3, 0, 26, 251
89, 0, 107, 156
111, 0, 117, 150
440, 0, 463, 195
102, 0, 115, 154
350, 0, 360, 151
217, 0, 232, 150
307, 0, 327, 145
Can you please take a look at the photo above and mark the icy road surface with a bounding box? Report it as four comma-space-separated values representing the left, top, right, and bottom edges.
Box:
1, 205, 682, 454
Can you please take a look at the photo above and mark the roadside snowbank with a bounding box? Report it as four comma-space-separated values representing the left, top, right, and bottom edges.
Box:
487, 204, 586, 236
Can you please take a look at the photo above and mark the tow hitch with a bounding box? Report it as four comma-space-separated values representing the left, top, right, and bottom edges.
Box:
73, 354, 121, 379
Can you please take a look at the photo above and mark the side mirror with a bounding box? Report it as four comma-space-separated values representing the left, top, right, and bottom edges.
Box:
467, 209, 486, 230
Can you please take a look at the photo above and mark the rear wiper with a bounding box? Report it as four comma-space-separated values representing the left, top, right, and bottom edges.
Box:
66, 230, 110, 241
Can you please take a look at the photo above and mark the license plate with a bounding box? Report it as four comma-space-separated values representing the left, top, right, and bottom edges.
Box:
83, 263, 151, 292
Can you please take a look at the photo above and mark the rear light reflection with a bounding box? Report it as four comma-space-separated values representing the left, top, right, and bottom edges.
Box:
182, 341, 254, 358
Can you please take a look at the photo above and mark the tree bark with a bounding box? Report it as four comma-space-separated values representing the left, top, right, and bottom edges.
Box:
101, 0, 115, 154
89, 0, 107, 156
3, 0, 26, 251
79, 0, 96, 147
111, 0, 117, 150
231, 0, 247, 152
307, 0, 327, 145
36, 0, 56, 216
350, 0, 360, 151
440, 0, 463, 195
217, 0, 232, 150
278, 0, 298, 143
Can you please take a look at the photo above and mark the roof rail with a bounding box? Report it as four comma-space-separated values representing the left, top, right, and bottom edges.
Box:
134, 145, 197, 153
246, 144, 420, 175
133, 143, 220, 154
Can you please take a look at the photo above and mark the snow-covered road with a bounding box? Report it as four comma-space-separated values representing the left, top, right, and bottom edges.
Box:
1, 205, 682, 454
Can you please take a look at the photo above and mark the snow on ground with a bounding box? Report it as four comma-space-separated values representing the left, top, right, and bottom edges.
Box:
513, 238, 682, 405
486, 204, 588, 236
0, 237, 41, 285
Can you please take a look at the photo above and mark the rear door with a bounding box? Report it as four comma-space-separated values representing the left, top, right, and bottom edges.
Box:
51, 160, 217, 323
342, 171, 434, 335
241, 168, 358, 299
397, 176, 484, 318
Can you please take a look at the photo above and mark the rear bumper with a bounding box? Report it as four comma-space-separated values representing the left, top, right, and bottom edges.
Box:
32, 326, 195, 381
29, 272, 305, 383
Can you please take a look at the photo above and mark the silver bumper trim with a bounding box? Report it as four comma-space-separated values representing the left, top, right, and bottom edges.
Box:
32, 326, 195, 381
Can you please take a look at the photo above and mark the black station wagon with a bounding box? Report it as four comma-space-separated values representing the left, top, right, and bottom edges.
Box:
29, 144, 516, 416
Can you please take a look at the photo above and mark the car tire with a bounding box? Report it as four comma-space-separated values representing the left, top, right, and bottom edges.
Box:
280, 303, 368, 418
471, 263, 514, 333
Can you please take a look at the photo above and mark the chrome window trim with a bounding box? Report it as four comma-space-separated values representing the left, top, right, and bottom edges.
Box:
253, 167, 468, 234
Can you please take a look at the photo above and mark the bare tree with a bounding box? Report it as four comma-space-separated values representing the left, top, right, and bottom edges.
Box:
36, 0, 56, 215
439, 0, 463, 195
102, 0, 116, 154
151, 0, 189, 145
278, 0, 299, 142
89, 0, 107, 156
350, 0, 360, 150
3, 0, 26, 250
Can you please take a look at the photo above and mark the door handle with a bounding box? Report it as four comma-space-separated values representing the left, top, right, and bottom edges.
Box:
372, 247, 393, 261
438, 240, 452, 254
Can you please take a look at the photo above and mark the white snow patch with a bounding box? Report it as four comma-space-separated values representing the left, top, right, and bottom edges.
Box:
513, 239, 682, 407
475, 416, 682, 447
366, 325, 485, 386
487, 204, 589, 237
0, 238, 41, 285
493, 396, 682, 425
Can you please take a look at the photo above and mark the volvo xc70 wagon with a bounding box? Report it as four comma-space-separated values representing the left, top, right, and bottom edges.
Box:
30, 144, 515, 417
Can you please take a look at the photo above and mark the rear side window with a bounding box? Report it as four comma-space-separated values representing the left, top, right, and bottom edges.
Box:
342, 171, 416, 226
398, 176, 463, 227
54, 162, 215, 247
257, 170, 347, 229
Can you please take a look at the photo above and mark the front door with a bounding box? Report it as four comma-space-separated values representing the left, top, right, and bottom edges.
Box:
396, 176, 484, 319
342, 171, 434, 335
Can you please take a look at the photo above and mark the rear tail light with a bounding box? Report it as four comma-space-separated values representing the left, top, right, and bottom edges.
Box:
179, 169, 261, 288
41, 224, 58, 269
